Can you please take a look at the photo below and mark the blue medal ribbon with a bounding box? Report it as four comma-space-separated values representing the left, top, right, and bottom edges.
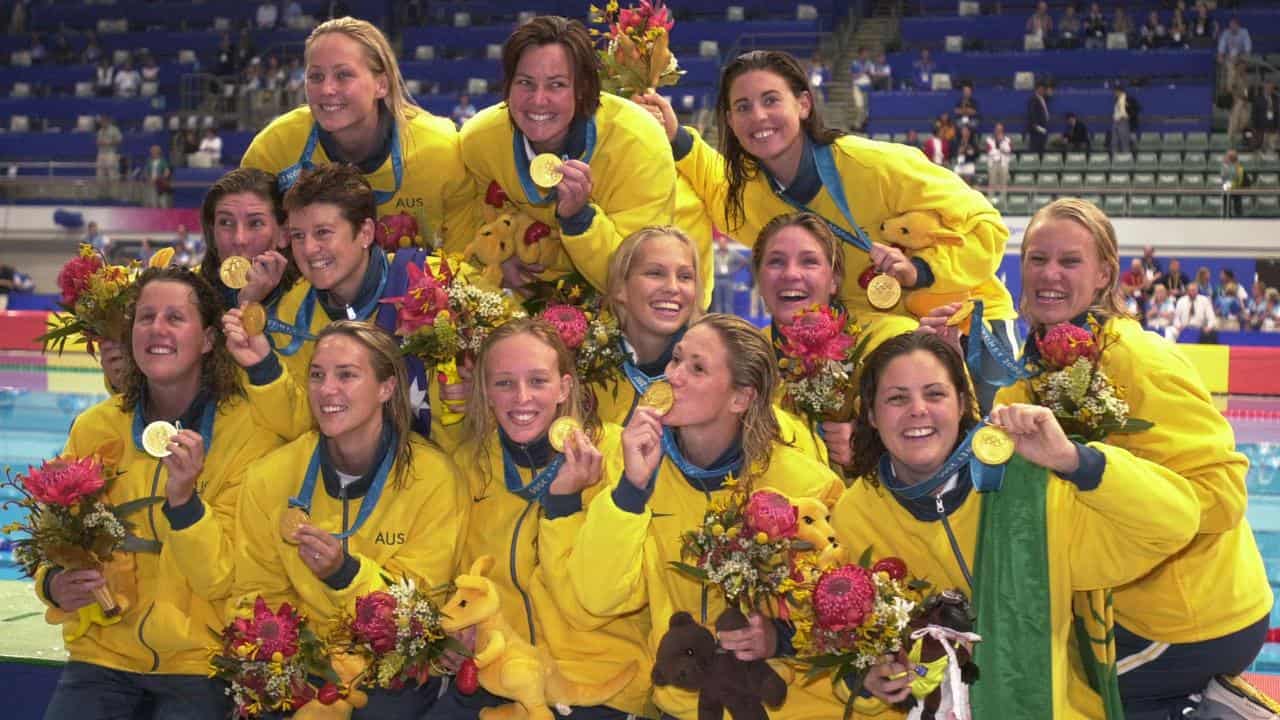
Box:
502, 446, 566, 503
278, 122, 405, 206
660, 428, 742, 484
880, 420, 1011, 498
267, 251, 390, 356
287, 434, 396, 540
621, 354, 662, 397
132, 398, 216, 455
965, 300, 1035, 388
769, 142, 873, 253
513, 118, 598, 206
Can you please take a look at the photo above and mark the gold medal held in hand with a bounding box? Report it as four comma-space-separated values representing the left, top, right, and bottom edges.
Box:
219, 255, 252, 290
866, 274, 902, 310
241, 302, 267, 337
548, 416, 583, 452
972, 425, 1015, 465
279, 507, 309, 545
141, 421, 178, 458
946, 299, 976, 328
639, 380, 674, 414
530, 153, 564, 188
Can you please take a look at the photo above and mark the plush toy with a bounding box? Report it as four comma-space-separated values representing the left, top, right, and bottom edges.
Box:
790, 481, 849, 569
869, 210, 972, 320
480, 180, 562, 273
439, 556, 638, 720
293, 653, 370, 720
651, 609, 787, 720
892, 590, 982, 720
464, 213, 517, 287
375, 211, 426, 252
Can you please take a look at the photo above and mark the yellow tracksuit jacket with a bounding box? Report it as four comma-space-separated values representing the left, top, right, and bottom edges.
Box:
230, 432, 467, 630
996, 316, 1272, 644
33, 395, 283, 675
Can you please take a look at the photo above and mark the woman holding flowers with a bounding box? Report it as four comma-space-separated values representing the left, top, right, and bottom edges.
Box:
833, 331, 1199, 718
566, 313, 845, 720
425, 317, 642, 719
636, 50, 1017, 412
242, 17, 477, 252
458, 16, 677, 295
198, 167, 298, 311
36, 266, 284, 719
231, 321, 468, 717
976, 199, 1271, 719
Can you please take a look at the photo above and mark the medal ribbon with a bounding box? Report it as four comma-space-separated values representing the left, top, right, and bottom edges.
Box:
279, 122, 404, 206
514, 118, 598, 205
502, 447, 567, 503
267, 251, 390, 356
966, 300, 1034, 388
287, 434, 396, 540
880, 420, 1009, 498
769, 142, 873, 253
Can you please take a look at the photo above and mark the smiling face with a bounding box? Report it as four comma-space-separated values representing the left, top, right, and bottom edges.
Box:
507, 42, 576, 153
213, 191, 286, 262
615, 233, 697, 348
1021, 218, 1111, 326
131, 280, 214, 390
662, 323, 750, 429
756, 224, 838, 325
725, 69, 811, 171
305, 32, 388, 138
288, 202, 372, 303
308, 333, 394, 444
484, 332, 573, 444
869, 350, 964, 486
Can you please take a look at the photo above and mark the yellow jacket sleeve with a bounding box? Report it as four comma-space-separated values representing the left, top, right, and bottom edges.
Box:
230, 463, 298, 616
571, 483, 652, 618
245, 357, 316, 442
673, 127, 731, 231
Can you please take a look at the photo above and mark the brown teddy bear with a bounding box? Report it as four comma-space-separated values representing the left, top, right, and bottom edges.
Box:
651, 609, 787, 720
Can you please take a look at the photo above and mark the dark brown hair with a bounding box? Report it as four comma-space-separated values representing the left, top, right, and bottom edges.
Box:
282, 163, 377, 231
751, 212, 846, 297
501, 16, 602, 120
198, 167, 299, 298
716, 51, 843, 231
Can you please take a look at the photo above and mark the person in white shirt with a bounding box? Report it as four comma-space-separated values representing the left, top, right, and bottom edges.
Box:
1146, 283, 1176, 334
1168, 282, 1216, 341
197, 128, 223, 166
984, 121, 1013, 203
113, 59, 141, 98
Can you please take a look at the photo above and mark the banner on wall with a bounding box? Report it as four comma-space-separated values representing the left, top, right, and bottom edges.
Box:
1002, 216, 1280, 258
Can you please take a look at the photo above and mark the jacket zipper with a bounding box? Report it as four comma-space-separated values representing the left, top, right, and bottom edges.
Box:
510, 445, 538, 645
937, 496, 974, 591
340, 485, 350, 555
134, 462, 164, 670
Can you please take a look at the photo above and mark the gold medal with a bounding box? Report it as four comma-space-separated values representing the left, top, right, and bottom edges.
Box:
867, 274, 902, 310
279, 507, 309, 545
945, 299, 976, 328
639, 380, 674, 414
972, 425, 1015, 465
548, 416, 583, 452
219, 255, 252, 290
241, 302, 267, 337
141, 421, 178, 458
530, 153, 564, 188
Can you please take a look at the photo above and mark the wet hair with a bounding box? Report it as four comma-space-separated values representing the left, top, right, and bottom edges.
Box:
501, 16, 602, 120
848, 332, 979, 479
120, 266, 243, 412
313, 321, 415, 485
282, 163, 377, 231
715, 50, 844, 231
198, 167, 300, 299
751, 212, 845, 300
1021, 197, 1131, 323
305, 17, 421, 124
605, 225, 704, 335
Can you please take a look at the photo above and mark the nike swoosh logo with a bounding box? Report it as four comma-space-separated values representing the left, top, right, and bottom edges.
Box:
473, 495, 489, 503
651, 511, 673, 519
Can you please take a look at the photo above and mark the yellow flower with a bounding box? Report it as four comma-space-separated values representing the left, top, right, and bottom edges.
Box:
236, 643, 255, 658
271, 651, 283, 663
754, 531, 769, 544
727, 527, 740, 538
711, 523, 725, 536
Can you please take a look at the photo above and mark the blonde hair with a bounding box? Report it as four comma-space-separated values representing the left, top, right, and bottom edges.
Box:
463, 318, 597, 484
751, 212, 845, 297
1021, 197, 1132, 324
314, 321, 415, 485
306, 17, 421, 125
687, 313, 781, 483
605, 225, 705, 335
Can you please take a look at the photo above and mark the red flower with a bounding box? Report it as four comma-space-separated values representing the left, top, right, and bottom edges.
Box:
56, 253, 104, 307
380, 263, 450, 336
645, 1, 674, 31
1036, 323, 1099, 369
21, 456, 105, 507
813, 564, 876, 631
523, 220, 551, 248
316, 683, 342, 705
540, 304, 588, 350
872, 557, 908, 581
744, 491, 798, 540
353, 591, 400, 655
484, 181, 509, 208
374, 212, 421, 252
244, 597, 301, 659
778, 305, 855, 370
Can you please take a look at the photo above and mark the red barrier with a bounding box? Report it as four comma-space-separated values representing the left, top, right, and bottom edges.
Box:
0, 311, 52, 352
1228, 346, 1280, 396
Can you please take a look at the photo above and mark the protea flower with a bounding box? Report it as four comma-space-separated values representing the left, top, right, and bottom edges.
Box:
541, 303, 589, 350
1036, 323, 1099, 369
21, 456, 105, 507
813, 564, 876, 631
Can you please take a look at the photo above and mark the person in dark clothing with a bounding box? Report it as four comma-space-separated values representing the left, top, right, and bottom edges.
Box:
1027, 82, 1050, 153
1062, 113, 1091, 152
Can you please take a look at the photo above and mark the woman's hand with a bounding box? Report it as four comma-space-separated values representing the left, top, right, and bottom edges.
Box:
439, 356, 474, 406
987, 403, 1080, 475
622, 406, 665, 491
237, 250, 289, 305
48, 568, 106, 612
549, 430, 604, 496
222, 306, 272, 368
499, 255, 546, 296
555, 159, 594, 220
295, 525, 345, 580
162, 429, 205, 506
97, 338, 129, 394
869, 243, 919, 289
915, 302, 965, 357
862, 654, 913, 705
717, 612, 778, 661
633, 91, 679, 142
820, 421, 855, 467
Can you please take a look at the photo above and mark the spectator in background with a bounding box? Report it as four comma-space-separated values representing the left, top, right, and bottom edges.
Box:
7, 1, 25, 35
1139, 10, 1168, 50
953, 82, 980, 130
197, 127, 223, 167
94, 57, 114, 98
869, 52, 892, 91
1027, 82, 1050, 153
912, 48, 936, 90
1063, 112, 1091, 152
1165, 258, 1188, 297
1057, 5, 1082, 49
1252, 81, 1279, 152
140, 53, 160, 83
174, 223, 206, 269
850, 46, 872, 90
1084, 2, 1107, 49
984, 121, 1013, 203
952, 125, 979, 185
1122, 257, 1149, 299
256, 1, 279, 29
1218, 17, 1252, 68
933, 112, 956, 146
235, 28, 257, 70
215, 32, 236, 76
1026, 1, 1054, 44
1216, 280, 1245, 331
1112, 7, 1134, 43
1168, 13, 1190, 49
922, 132, 947, 165
82, 30, 102, 64
1254, 288, 1280, 332
1141, 245, 1164, 287
113, 58, 141, 98
711, 234, 747, 314
28, 32, 45, 64
1194, 266, 1215, 299
143, 145, 172, 209
1146, 283, 1176, 334
324, 0, 352, 19
1169, 281, 1216, 341
1219, 269, 1249, 304
904, 128, 925, 155
807, 53, 829, 100
451, 93, 477, 127
1221, 148, 1246, 216
1190, 2, 1217, 49
50, 29, 73, 64
83, 221, 111, 257
1245, 280, 1269, 331
1111, 86, 1134, 154
95, 115, 122, 185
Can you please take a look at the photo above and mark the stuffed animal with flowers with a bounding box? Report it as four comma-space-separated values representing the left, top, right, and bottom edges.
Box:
468, 181, 562, 286
891, 590, 981, 720
651, 609, 787, 720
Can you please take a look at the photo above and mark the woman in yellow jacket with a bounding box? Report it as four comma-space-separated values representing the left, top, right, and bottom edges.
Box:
566, 313, 846, 720
231, 321, 468, 717
837, 332, 1198, 719
36, 266, 284, 719
426, 317, 641, 720
197, 167, 299, 311
458, 16, 676, 295
970, 199, 1271, 719
241, 17, 477, 251
636, 51, 1016, 413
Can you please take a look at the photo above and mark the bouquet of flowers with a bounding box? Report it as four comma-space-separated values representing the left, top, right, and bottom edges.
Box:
40, 244, 174, 355
588, 0, 683, 98
776, 305, 868, 423
671, 485, 814, 614
1026, 320, 1153, 442
540, 301, 626, 391
0, 452, 160, 618
380, 251, 524, 424
211, 597, 353, 718
329, 577, 464, 691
